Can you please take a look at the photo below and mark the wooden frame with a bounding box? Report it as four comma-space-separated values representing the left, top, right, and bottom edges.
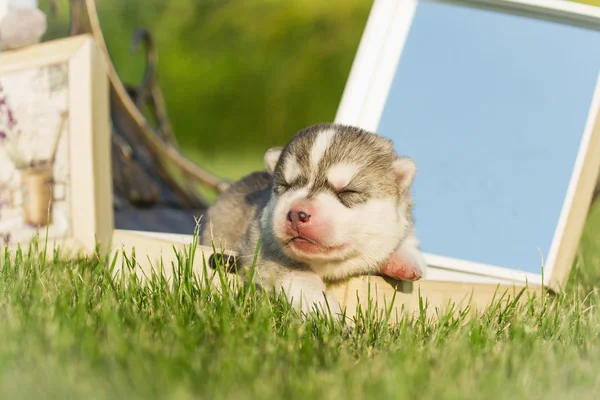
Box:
333, 0, 600, 298
0, 34, 113, 256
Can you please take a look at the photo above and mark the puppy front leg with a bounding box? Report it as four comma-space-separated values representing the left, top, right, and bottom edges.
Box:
274, 269, 343, 318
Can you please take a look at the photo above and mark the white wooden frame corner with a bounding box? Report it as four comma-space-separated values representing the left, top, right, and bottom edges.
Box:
0, 34, 113, 256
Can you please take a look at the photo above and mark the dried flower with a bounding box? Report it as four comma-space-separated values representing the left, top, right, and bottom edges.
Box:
7, 109, 16, 130
0, 78, 23, 167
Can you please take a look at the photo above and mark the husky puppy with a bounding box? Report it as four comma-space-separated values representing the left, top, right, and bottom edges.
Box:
199, 123, 427, 317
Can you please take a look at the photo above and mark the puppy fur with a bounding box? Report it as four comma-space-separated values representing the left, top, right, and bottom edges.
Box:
199, 123, 427, 318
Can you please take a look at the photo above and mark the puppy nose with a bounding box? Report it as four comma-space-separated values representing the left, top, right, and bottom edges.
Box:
287, 209, 311, 227
297, 211, 310, 222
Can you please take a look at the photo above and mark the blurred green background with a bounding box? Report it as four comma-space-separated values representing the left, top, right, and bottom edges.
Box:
39, 0, 600, 182
40, 0, 373, 181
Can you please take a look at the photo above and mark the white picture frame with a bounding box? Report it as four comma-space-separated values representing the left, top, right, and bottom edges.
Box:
0, 34, 113, 257
334, 0, 600, 295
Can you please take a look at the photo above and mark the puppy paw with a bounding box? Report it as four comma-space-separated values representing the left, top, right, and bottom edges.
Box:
381, 232, 427, 281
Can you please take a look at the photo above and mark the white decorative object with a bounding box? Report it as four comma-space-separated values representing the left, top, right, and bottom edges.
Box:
10, 0, 37, 9
0, 0, 45, 51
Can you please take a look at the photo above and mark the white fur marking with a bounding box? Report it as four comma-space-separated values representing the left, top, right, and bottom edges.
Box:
284, 156, 301, 183
327, 162, 359, 190
310, 129, 336, 170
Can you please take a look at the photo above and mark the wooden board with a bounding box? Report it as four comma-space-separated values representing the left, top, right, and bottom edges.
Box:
329, 276, 545, 322
109, 229, 237, 290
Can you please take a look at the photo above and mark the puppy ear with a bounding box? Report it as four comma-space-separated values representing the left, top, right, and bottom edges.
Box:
264, 147, 283, 175
392, 156, 417, 191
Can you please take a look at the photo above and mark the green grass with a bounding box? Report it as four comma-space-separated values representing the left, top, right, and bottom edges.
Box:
0, 202, 600, 400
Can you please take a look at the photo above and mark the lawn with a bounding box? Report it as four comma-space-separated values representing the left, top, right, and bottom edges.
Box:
0, 200, 599, 400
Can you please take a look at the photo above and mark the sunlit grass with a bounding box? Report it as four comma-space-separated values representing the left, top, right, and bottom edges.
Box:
1, 200, 600, 399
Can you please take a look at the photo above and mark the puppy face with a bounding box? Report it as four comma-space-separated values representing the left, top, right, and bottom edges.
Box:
260, 124, 416, 269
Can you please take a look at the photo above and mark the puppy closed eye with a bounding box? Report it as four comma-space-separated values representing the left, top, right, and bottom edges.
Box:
336, 188, 364, 201
275, 182, 291, 194
338, 188, 359, 196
